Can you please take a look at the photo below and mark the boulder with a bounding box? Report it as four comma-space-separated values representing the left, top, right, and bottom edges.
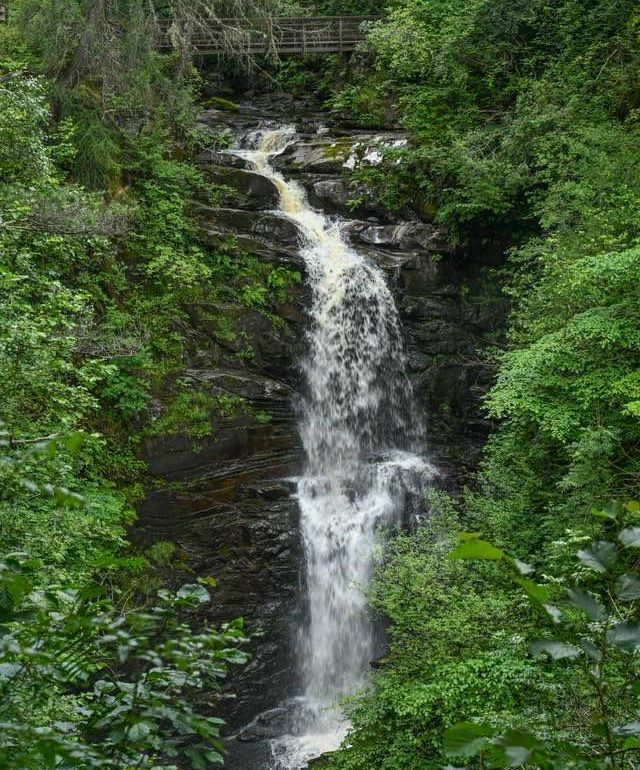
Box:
193, 203, 301, 247
273, 132, 407, 175
200, 165, 281, 211
197, 148, 255, 170
346, 220, 450, 252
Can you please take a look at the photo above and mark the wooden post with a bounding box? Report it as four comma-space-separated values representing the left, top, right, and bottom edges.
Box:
339, 18, 343, 52
0, 4, 7, 23
302, 22, 306, 56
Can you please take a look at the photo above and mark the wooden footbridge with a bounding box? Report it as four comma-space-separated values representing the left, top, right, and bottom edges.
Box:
159, 16, 378, 56
0, 6, 376, 56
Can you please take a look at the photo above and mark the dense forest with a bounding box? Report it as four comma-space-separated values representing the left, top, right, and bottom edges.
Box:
1, 0, 640, 769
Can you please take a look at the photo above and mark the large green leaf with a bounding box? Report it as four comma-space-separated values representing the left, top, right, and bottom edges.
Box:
529, 640, 582, 660
579, 638, 602, 661
619, 527, 640, 548
607, 622, 640, 650
616, 574, 640, 601
444, 722, 495, 757
565, 588, 605, 620
513, 558, 534, 575
592, 501, 624, 521
449, 539, 504, 561
176, 584, 210, 604
577, 541, 617, 573
515, 577, 550, 604
499, 730, 544, 768
542, 604, 563, 623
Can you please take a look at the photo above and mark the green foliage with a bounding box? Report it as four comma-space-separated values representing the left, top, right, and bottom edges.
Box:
0, 9, 292, 762
443, 502, 640, 769
144, 390, 249, 440
328, 500, 640, 770
334, 0, 640, 230
297, 0, 387, 13
0, 75, 51, 183
0, 554, 248, 770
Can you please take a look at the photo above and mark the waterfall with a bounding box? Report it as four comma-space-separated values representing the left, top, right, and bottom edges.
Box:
236, 128, 433, 768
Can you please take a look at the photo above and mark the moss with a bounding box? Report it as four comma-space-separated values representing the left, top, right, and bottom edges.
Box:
322, 137, 356, 159
203, 96, 239, 112
143, 391, 248, 440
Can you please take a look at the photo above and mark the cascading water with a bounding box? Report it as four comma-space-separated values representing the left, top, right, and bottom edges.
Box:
235, 127, 433, 769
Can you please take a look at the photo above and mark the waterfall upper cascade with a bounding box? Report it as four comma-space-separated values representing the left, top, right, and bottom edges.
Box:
234, 127, 434, 769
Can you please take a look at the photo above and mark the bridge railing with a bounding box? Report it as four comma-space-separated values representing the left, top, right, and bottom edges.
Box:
0, 9, 378, 54
158, 16, 380, 55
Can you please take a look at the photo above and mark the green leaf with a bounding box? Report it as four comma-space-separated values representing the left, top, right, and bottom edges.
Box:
513, 558, 534, 575
177, 584, 210, 604
444, 722, 495, 757
619, 528, 640, 548
499, 730, 543, 768
607, 621, 640, 650
565, 588, 605, 620
616, 574, 640, 601
529, 641, 582, 660
579, 638, 603, 661
61, 431, 86, 455
515, 577, 550, 604
543, 604, 562, 623
615, 722, 640, 737
128, 721, 152, 740
449, 539, 504, 560
577, 541, 617, 573
592, 501, 624, 521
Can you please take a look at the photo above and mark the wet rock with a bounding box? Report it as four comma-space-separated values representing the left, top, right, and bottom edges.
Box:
223, 739, 273, 770
308, 177, 348, 210
185, 302, 303, 383
200, 165, 280, 211
194, 204, 301, 247
199, 227, 305, 269
197, 148, 255, 170
346, 220, 450, 252
236, 707, 291, 741
273, 133, 407, 174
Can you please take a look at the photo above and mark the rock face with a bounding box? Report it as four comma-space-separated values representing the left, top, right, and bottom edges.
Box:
135, 96, 506, 754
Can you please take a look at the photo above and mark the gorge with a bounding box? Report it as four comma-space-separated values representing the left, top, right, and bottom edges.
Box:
3, 4, 639, 769
135, 95, 505, 769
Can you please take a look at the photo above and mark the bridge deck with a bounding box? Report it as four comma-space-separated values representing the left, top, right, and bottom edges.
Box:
0, 9, 377, 55
159, 16, 378, 55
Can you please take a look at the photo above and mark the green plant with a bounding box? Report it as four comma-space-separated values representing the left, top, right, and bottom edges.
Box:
0, 553, 248, 770
445, 501, 640, 769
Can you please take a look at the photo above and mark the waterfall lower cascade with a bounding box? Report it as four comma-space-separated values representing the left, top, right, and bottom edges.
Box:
236, 128, 434, 768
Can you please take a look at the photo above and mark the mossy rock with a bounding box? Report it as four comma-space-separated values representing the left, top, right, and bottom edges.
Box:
203, 96, 240, 112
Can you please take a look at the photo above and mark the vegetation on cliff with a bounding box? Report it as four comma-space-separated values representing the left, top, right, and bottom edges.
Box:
0, 1, 298, 765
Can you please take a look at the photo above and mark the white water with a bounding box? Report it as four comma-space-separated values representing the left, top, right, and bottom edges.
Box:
236, 128, 433, 769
